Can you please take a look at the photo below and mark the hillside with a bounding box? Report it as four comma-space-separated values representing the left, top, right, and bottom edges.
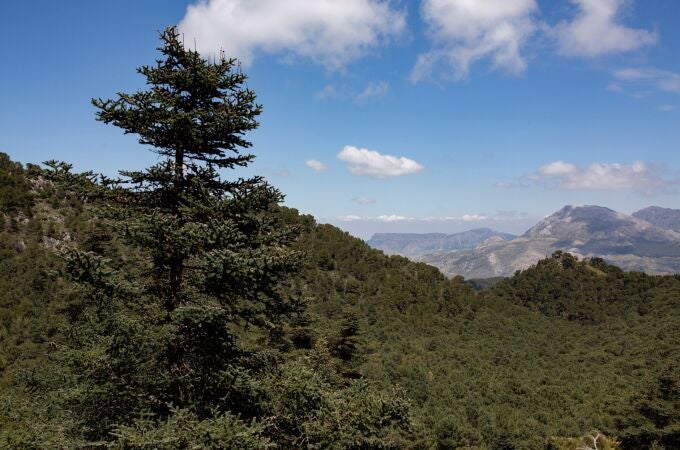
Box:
633, 206, 680, 231
1, 154, 679, 448
299, 221, 680, 448
0, 153, 470, 446
419, 205, 680, 278
367, 228, 516, 258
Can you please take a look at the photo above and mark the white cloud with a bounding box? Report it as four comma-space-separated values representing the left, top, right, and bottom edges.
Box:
658, 104, 676, 112
554, 0, 656, 57
376, 214, 415, 222
336, 215, 363, 222
331, 212, 531, 225
335, 214, 414, 222
462, 214, 488, 222
412, 0, 538, 81
179, 0, 405, 69
353, 197, 376, 204
494, 210, 529, 220
539, 160, 578, 176
315, 81, 389, 102
337, 145, 424, 178
305, 159, 328, 172
612, 68, 680, 94
381, 213, 498, 223
527, 160, 676, 194
376, 214, 414, 222
356, 81, 389, 101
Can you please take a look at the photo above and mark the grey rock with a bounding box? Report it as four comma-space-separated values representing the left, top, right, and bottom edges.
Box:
633, 206, 680, 232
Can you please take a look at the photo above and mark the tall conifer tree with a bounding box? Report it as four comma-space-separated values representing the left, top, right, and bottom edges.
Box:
49, 26, 303, 440
40, 27, 413, 448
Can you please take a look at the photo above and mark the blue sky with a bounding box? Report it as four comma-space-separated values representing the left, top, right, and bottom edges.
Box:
1, 0, 679, 238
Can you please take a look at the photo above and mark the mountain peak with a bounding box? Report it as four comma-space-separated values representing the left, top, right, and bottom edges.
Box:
525, 205, 624, 238
633, 206, 680, 231
421, 205, 680, 279
555, 204, 618, 217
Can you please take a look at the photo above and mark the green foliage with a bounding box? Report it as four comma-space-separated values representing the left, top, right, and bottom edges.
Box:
285, 232, 680, 448
259, 357, 416, 449
0, 152, 33, 219
34, 26, 310, 444
0, 28, 417, 448
0, 30, 679, 449
550, 431, 621, 450
618, 364, 680, 448
1, 148, 680, 447
111, 408, 271, 450
489, 251, 671, 323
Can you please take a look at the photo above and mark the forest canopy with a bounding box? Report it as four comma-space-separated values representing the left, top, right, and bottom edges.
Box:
0, 26, 678, 450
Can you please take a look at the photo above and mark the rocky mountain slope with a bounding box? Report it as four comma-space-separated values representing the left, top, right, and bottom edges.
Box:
417, 205, 680, 278
633, 206, 680, 231
366, 228, 515, 258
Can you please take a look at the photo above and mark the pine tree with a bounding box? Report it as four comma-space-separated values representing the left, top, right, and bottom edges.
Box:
46, 26, 303, 442
620, 364, 680, 448
37, 27, 416, 448
90, 26, 301, 319
0, 152, 33, 219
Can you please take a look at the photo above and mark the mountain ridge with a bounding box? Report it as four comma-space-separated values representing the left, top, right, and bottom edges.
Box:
367, 227, 516, 258
633, 206, 680, 231
388, 205, 680, 278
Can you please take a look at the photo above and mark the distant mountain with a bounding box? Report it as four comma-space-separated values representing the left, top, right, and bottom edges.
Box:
633, 206, 680, 231
367, 228, 516, 258
419, 205, 680, 278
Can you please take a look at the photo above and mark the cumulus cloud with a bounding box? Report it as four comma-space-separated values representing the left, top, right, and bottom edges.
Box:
376, 214, 415, 222
356, 81, 389, 101
305, 159, 328, 172
554, 0, 656, 57
178, 0, 405, 68
412, 0, 538, 81
539, 160, 578, 176
462, 214, 488, 222
337, 145, 424, 178
336, 215, 363, 222
335, 214, 414, 222
396, 213, 505, 223
526, 160, 676, 194
612, 68, 680, 94
353, 197, 376, 205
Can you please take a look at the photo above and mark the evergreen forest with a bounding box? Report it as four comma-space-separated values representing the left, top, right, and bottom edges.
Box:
0, 28, 678, 449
